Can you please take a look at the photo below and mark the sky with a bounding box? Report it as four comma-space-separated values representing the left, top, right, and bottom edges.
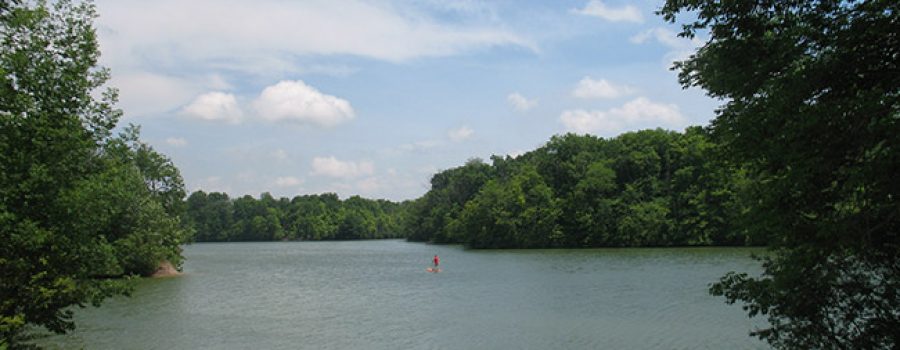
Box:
93, 0, 716, 201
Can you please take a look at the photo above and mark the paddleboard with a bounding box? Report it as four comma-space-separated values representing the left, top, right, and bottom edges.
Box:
426, 267, 441, 273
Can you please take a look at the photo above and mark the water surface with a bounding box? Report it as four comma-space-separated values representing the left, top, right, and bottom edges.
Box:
37, 240, 768, 349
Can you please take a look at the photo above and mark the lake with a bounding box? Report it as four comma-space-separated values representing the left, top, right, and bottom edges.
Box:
35, 240, 768, 349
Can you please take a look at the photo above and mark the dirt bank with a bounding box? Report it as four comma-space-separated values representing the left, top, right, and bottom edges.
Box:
150, 260, 181, 278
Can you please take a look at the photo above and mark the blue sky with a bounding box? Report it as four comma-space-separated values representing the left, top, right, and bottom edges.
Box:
94, 0, 714, 201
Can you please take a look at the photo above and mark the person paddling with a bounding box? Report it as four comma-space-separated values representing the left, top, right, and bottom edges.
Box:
433, 255, 440, 269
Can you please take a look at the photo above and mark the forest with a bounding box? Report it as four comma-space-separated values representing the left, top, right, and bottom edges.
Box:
185, 192, 406, 242
3, 0, 897, 348
182, 127, 758, 249
404, 127, 756, 248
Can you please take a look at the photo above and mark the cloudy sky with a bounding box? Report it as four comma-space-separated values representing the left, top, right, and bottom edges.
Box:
94, 0, 714, 201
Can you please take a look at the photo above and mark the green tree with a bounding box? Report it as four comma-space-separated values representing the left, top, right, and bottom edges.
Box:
0, 1, 126, 342
406, 159, 493, 243
661, 0, 900, 348
205, 192, 234, 241
119, 126, 186, 218
572, 161, 618, 246
185, 190, 209, 240
0, 1, 187, 344
617, 198, 671, 246
406, 128, 754, 249
184, 191, 408, 242
456, 166, 561, 248
667, 126, 747, 246
287, 195, 334, 240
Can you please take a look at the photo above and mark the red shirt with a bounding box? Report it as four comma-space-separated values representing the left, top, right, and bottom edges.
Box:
433, 256, 440, 265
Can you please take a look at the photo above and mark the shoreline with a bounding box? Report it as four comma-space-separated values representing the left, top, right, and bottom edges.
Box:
150, 261, 181, 278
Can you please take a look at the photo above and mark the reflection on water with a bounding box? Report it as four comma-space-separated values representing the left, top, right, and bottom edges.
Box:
36, 240, 769, 349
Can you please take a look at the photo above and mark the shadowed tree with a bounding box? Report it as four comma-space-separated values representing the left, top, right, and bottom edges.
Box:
1, 1, 187, 345
660, 0, 900, 348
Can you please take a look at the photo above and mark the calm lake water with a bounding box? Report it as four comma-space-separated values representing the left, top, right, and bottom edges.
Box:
36, 240, 768, 349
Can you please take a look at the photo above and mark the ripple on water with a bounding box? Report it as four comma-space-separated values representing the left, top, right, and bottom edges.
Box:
34, 241, 769, 349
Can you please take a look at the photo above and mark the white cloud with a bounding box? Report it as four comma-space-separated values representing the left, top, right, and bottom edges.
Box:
109, 72, 200, 118
96, 0, 534, 68
253, 80, 354, 127
165, 137, 188, 147
448, 126, 474, 142
572, 77, 636, 99
507, 92, 537, 111
560, 97, 685, 134
274, 176, 304, 187
95, 0, 534, 123
417, 0, 500, 19
630, 27, 704, 65
573, 1, 643, 23
613, 98, 684, 124
560, 110, 624, 135
630, 27, 681, 47
311, 156, 375, 179
181, 92, 242, 123
179, 81, 353, 127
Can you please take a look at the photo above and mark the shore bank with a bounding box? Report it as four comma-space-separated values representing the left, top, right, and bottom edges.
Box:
150, 261, 181, 278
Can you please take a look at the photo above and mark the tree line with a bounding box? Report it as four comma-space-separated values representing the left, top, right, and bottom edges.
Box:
404, 127, 759, 248
180, 127, 756, 249
3, 0, 896, 348
185, 192, 407, 242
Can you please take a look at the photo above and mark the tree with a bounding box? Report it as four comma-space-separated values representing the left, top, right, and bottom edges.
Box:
660, 0, 900, 348
617, 198, 671, 246
406, 129, 754, 248
455, 166, 561, 248
127, 126, 187, 218
0, 1, 124, 342
184, 191, 409, 242
405, 159, 493, 243
571, 161, 617, 246
1, 1, 187, 345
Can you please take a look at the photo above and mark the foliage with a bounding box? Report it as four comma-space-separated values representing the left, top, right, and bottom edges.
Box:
185, 191, 407, 242
0, 1, 187, 345
660, 0, 900, 348
406, 128, 754, 248
454, 166, 562, 248
405, 159, 493, 243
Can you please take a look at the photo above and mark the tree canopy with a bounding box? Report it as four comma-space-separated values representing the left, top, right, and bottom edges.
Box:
181, 128, 756, 250
660, 0, 900, 348
0, 1, 188, 346
405, 128, 758, 248
185, 191, 407, 242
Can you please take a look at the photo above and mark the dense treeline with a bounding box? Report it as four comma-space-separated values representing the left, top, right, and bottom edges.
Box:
185, 192, 407, 241
405, 127, 758, 248
183, 127, 753, 248
2, 0, 893, 347
1, 1, 188, 345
